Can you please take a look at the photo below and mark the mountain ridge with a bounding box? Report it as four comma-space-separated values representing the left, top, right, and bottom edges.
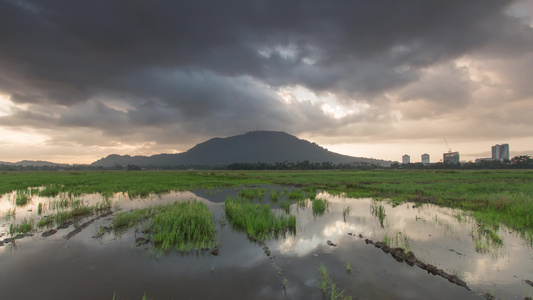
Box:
91, 131, 391, 167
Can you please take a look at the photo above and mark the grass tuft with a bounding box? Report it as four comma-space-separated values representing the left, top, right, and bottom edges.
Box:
225, 196, 296, 240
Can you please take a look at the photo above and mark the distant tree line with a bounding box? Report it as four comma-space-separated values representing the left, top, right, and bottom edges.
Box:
1, 155, 532, 171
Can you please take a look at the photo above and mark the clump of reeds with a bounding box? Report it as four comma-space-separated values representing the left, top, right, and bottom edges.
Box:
151, 200, 215, 252
15, 190, 30, 207
303, 186, 317, 199
343, 206, 351, 221
270, 190, 279, 201
370, 201, 386, 227
312, 198, 328, 216
225, 196, 296, 240
9, 218, 34, 236
383, 231, 411, 251
287, 190, 306, 201
240, 188, 267, 200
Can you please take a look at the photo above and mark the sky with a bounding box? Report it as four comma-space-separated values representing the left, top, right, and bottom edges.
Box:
1, 0, 533, 164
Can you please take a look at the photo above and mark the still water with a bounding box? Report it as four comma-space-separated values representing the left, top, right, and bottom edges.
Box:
0, 187, 532, 299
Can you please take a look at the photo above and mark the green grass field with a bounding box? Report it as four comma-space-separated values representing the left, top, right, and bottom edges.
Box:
1, 170, 533, 237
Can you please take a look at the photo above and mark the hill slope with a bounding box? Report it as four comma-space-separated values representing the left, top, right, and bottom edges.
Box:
91, 131, 391, 167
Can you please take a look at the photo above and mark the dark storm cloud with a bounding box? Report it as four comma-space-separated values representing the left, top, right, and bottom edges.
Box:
0, 0, 532, 151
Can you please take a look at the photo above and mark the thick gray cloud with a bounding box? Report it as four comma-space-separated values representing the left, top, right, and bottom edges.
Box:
0, 0, 532, 162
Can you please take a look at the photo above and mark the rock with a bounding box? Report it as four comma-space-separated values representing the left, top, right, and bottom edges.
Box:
210, 246, 219, 256
405, 251, 417, 266
347, 232, 352, 236
374, 242, 390, 253
425, 264, 439, 275
390, 247, 405, 262
42, 229, 57, 237
448, 275, 469, 290
525, 279, 533, 287
327, 240, 337, 247
57, 221, 74, 229
364, 238, 373, 245
358, 234, 363, 238
415, 261, 427, 269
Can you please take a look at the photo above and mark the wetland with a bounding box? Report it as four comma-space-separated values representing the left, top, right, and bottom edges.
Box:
1, 170, 532, 299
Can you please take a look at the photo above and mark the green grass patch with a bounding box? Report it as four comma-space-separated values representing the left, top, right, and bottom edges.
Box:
2, 170, 533, 237
287, 189, 306, 201
15, 190, 30, 207
225, 196, 296, 240
151, 200, 215, 252
9, 218, 34, 236
239, 188, 267, 200
312, 198, 328, 216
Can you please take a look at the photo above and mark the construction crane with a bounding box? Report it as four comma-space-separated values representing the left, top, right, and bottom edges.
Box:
444, 138, 452, 153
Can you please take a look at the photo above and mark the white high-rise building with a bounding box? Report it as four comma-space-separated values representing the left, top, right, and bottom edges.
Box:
402, 154, 410, 164
492, 144, 509, 161
421, 153, 430, 165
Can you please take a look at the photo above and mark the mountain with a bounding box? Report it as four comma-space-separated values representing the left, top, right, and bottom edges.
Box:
91, 131, 392, 167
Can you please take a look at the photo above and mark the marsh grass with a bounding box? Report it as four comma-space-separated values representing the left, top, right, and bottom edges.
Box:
239, 188, 267, 200
9, 218, 34, 236
370, 201, 386, 227
312, 198, 328, 216
225, 196, 296, 240
317, 263, 352, 300
472, 222, 503, 254
303, 186, 317, 199
280, 200, 291, 213
113, 206, 159, 230
383, 231, 411, 251
37, 199, 111, 228
2, 207, 16, 219
151, 200, 215, 252
270, 190, 279, 201
343, 206, 351, 221
112, 200, 216, 253
287, 190, 306, 201
14, 190, 30, 207
3, 170, 533, 237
